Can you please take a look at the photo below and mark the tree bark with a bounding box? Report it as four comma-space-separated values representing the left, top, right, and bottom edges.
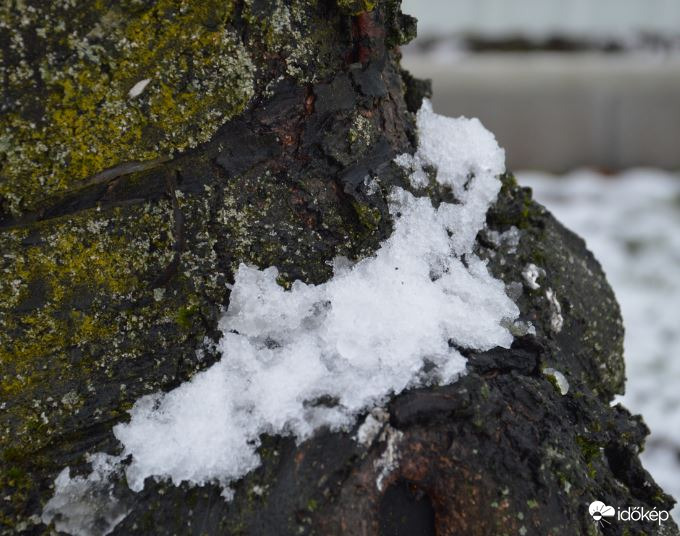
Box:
0, 1, 676, 535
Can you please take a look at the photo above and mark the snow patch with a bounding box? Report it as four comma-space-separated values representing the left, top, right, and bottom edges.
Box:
374, 425, 405, 492
113, 100, 516, 494
546, 288, 564, 333
522, 263, 542, 290
44, 100, 519, 529
486, 225, 521, 253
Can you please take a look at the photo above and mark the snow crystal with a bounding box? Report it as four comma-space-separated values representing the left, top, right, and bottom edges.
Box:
45, 100, 519, 526
545, 288, 564, 333
363, 175, 380, 196
374, 425, 404, 492
396, 100, 506, 254
485, 225, 521, 253
510, 319, 536, 337
522, 263, 542, 290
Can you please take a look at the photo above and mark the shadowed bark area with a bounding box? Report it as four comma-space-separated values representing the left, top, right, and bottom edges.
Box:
0, 1, 676, 535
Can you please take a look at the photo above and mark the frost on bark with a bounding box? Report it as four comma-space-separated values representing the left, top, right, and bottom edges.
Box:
0, 1, 676, 535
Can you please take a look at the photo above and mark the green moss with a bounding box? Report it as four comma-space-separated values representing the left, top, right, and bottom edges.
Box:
0, 1, 411, 529
0, 162, 387, 514
0, 1, 254, 214
0, 189, 237, 529
0, 0, 363, 217
488, 173, 535, 230
0, 203, 171, 445
276, 274, 293, 290
575, 436, 600, 462
176, 305, 199, 330
575, 436, 601, 478
500, 172, 519, 192
542, 370, 561, 393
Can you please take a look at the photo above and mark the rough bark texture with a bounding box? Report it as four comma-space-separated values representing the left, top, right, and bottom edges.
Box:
0, 1, 676, 535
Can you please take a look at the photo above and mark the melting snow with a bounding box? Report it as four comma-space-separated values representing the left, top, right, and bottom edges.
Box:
41, 454, 128, 536
373, 425, 405, 492
522, 263, 542, 290
545, 288, 563, 333
486, 225, 521, 253
356, 407, 390, 447
43, 101, 519, 533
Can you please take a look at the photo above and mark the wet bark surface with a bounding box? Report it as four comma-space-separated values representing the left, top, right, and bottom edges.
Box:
0, 1, 676, 535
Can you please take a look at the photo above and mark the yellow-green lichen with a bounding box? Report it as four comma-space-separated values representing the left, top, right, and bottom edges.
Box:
337, 0, 377, 15
348, 113, 378, 152
0, 0, 254, 214
0, 201, 177, 446
352, 200, 381, 231
242, 0, 340, 84
0, 188, 239, 528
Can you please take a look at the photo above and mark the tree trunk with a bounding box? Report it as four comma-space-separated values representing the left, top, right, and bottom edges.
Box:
0, 1, 676, 535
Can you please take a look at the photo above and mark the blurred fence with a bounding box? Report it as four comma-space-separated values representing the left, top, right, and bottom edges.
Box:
402, 0, 680, 40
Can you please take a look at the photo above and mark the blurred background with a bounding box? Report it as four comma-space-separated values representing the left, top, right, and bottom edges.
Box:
401, 0, 680, 520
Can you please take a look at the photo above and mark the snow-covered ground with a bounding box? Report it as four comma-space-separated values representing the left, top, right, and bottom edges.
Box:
520, 169, 680, 519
